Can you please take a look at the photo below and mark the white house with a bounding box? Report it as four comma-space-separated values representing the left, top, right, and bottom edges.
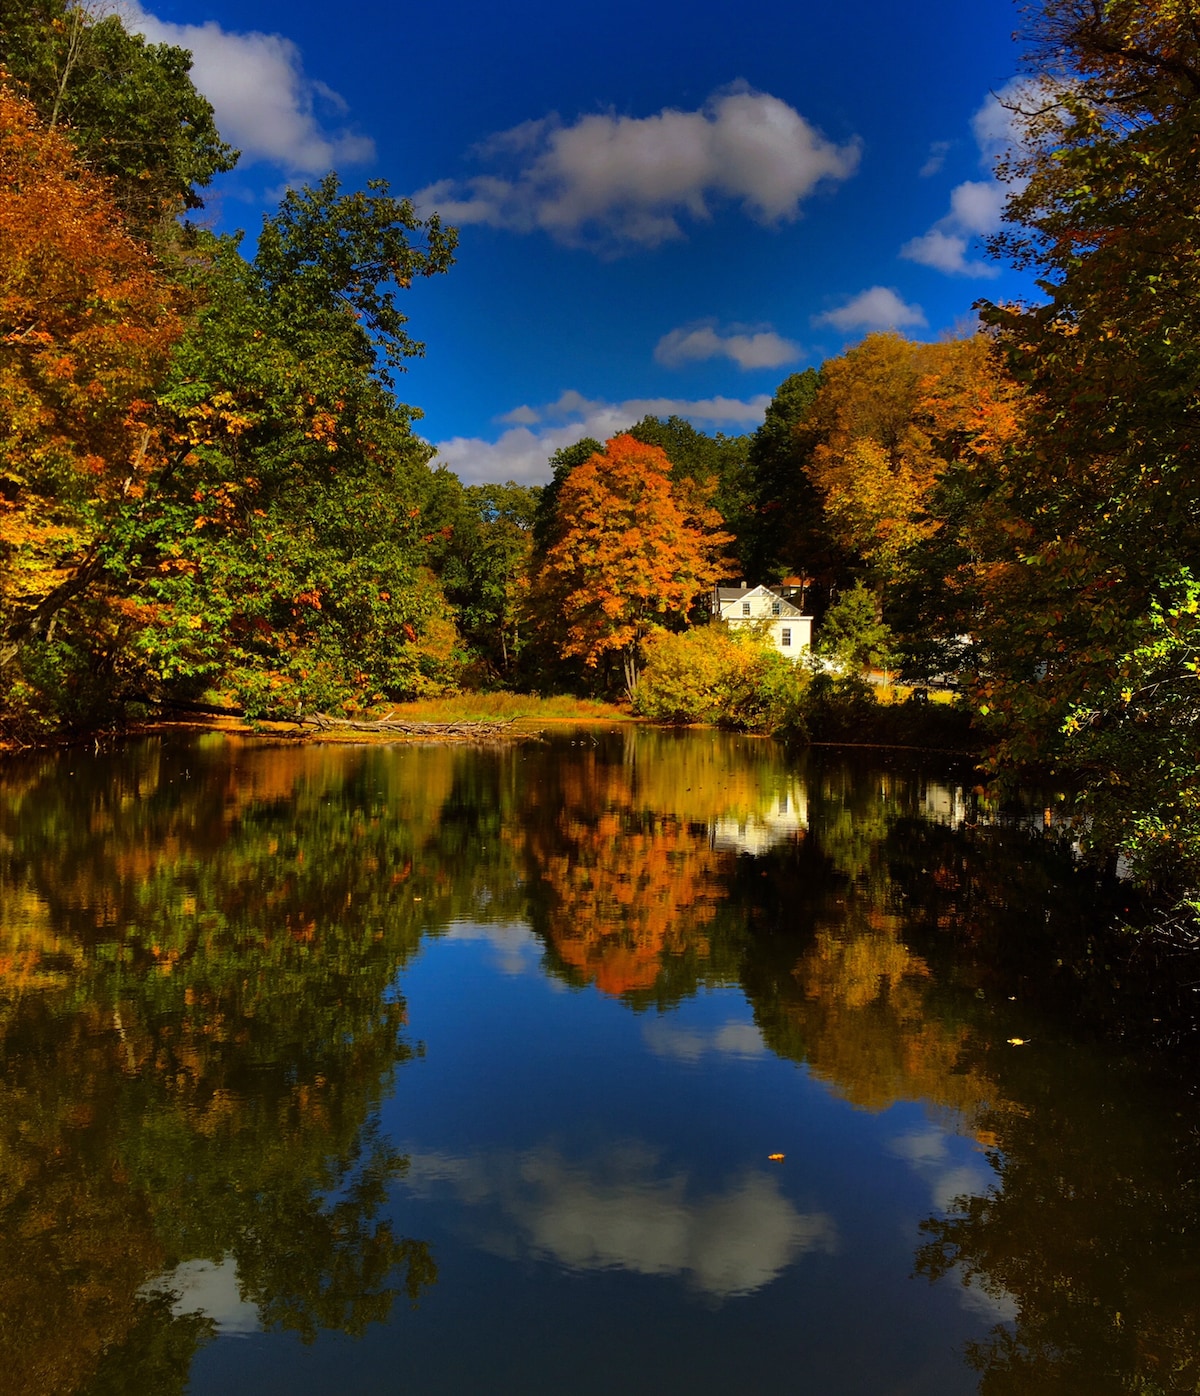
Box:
713, 583, 813, 658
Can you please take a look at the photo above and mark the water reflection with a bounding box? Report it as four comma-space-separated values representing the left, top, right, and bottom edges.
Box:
145, 1257, 262, 1335
0, 729, 1194, 1394
0, 738, 443, 1394
641, 1017, 767, 1063
402, 1143, 837, 1298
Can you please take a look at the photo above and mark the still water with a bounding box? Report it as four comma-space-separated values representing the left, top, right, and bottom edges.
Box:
1, 728, 1195, 1395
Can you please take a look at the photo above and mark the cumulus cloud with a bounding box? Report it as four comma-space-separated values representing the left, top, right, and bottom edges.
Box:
433, 389, 771, 485
442, 921, 545, 977
414, 85, 860, 251
900, 77, 1042, 278
813, 286, 927, 333
121, 1, 375, 172
401, 1142, 837, 1297
642, 1018, 767, 1063
900, 228, 995, 278
655, 321, 801, 371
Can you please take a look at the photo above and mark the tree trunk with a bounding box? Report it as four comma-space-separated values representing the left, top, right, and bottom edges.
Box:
622, 647, 640, 703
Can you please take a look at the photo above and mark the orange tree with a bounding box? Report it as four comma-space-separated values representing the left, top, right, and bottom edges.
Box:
530, 434, 731, 697
0, 86, 181, 723
806, 334, 1022, 590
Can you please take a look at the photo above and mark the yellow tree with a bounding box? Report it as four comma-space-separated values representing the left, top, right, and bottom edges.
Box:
532, 434, 731, 696
806, 333, 1021, 585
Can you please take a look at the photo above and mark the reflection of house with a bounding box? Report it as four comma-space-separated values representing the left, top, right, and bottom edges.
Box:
710, 781, 808, 855
920, 783, 968, 826
713, 584, 813, 658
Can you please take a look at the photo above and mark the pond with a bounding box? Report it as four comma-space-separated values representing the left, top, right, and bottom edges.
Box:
1, 728, 1196, 1395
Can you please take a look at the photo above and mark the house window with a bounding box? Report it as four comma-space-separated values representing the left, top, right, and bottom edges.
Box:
742, 601, 751, 616
781, 628, 792, 647
771, 601, 781, 616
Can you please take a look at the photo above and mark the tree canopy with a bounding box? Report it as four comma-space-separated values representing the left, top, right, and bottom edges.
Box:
531, 434, 731, 696
1, 0, 237, 236
969, 0, 1200, 889
0, 7, 462, 736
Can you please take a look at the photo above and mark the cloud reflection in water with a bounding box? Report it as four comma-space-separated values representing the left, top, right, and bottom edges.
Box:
401, 1142, 836, 1297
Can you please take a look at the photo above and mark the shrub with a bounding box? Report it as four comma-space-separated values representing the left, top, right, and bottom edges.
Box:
634, 626, 809, 733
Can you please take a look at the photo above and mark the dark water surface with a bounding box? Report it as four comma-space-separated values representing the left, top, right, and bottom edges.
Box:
1, 729, 1196, 1395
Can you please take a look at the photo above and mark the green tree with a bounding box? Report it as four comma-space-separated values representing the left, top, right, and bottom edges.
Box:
135, 177, 459, 716
742, 369, 848, 592
0, 0, 237, 237
432, 479, 540, 677
816, 582, 895, 674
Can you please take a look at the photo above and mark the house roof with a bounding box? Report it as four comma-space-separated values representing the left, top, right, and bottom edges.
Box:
716, 583, 802, 597
715, 584, 808, 617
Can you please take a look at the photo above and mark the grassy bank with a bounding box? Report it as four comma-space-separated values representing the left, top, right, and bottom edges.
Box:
369, 693, 633, 724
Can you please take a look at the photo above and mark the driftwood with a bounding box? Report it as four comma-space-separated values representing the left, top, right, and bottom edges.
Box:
296, 711, 516, 738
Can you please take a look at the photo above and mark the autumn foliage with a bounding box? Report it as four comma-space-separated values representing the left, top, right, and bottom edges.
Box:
0, 33, 460, 735
0, 87, 180, 638
532, 434, 731, 695
805, 333, 1023, 586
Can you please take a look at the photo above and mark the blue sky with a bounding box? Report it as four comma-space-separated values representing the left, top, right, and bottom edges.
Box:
123, 0, 1035, 484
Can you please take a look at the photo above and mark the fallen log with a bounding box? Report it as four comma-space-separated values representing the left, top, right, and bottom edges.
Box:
296, 711, 516, 738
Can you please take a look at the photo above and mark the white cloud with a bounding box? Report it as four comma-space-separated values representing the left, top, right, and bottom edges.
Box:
432, 389, 771, 485
121, 1, 375, 173
642, 1018, 766, 1063
414, 85, 860, 251
900, 229, 993, 278
947, 178, 1009, 234
813, 286, 927, 333
919, 140, 952, 178
655, 322, 801, 371
443, 920, 542, 977
143, 1257, 260, 1335
900, 77, 1042, 278
401, 1142, 837, 1297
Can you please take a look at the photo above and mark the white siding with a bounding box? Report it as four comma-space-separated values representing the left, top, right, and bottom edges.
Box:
716, 587, 812, 658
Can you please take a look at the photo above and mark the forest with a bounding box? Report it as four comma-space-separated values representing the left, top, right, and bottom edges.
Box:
2, 0, 1199, 917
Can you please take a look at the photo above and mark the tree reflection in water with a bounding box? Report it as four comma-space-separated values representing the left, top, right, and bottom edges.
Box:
0, 738, 446, 1394
0, 730, 1196, 1394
